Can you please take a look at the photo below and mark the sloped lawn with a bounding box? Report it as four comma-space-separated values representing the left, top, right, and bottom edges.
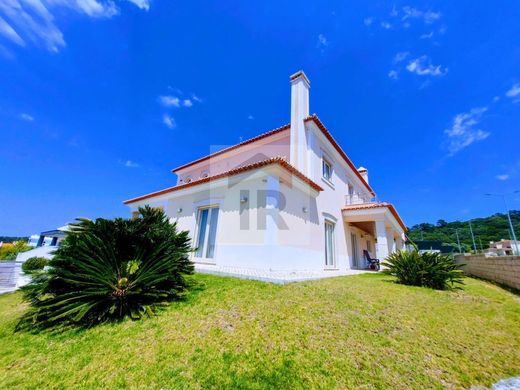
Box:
0, 273, 519, 389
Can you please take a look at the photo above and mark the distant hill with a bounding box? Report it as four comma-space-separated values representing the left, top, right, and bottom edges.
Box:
407, 211, 520, 252
0, 236, 28, 244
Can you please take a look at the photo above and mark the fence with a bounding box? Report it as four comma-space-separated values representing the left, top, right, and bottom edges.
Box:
454, 254, 520, 291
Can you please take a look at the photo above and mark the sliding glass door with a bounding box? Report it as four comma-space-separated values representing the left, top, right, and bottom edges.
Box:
194, 206, 220, 261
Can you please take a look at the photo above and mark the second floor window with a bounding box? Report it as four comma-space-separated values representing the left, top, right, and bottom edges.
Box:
322, 158, 332, 181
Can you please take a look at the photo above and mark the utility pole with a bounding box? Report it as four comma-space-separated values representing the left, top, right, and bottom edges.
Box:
469, 220, 477, 253
485, 191, 519, 256
455, 229, 462, 253
478, 237, 484, 253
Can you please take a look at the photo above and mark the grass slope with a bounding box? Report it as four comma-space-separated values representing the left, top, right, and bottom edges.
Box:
0, 273, 519, 389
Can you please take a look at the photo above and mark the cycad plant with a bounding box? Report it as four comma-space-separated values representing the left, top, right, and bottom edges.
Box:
382, 250, 464, 290
19, 206, 194, 329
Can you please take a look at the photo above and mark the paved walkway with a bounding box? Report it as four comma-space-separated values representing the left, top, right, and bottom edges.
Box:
0, 261, 31, 295
195, 263, 370, 284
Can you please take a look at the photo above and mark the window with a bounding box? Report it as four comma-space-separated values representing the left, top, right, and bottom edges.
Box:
324, 221, 336, 267
322, 158, 332, 181
194, 206, 220, 259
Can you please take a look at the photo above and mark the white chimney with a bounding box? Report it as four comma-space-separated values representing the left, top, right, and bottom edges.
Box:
290, 70, 310, 174
357, 166, 369, 184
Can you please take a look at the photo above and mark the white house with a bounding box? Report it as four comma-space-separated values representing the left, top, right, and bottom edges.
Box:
125, 71, 406, 272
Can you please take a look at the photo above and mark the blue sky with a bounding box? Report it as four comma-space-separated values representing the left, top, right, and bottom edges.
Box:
0, 0, 519, 235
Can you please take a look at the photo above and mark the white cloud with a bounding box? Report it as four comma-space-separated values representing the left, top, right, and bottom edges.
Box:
393, 51, 409, 63
420, 31, 434, 39
0, 0, 148, 52
0, 16, 24, 46
317, 33, 328, 50
380, 21, 392, 29
192, 94, 202, 103
505, 83, 520, 98
401, 6, 440, 24
20, 112, 34, 121
158, 95, 180, 107
444, 107, 490, 155
182, 99, 193, 107
124, 160, 139, 168
125, 0, 150, 10
162, 114, 175, 129
247, 114, 254, 120
363, 17, 373, 26
406, 55, 447, 77
388, 70, 398, 80
493, 96, 500, 102
496, 174, 509, 181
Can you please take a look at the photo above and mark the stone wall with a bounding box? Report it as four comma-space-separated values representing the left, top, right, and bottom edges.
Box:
454, 254, 520, 291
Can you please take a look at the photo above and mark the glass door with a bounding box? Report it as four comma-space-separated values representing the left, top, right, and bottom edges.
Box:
194, 206, 220, 261
325, 221, 336, 268
351, 233, 359, 268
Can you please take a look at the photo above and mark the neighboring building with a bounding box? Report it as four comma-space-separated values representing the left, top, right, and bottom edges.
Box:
124, 71, 406, 271
486, 239, 520, 256
28, 226, 69, 248
415, 240, 457, 254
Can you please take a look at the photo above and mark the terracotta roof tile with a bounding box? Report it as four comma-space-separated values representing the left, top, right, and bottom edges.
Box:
125, 156, 323, 205
304, 114, 375, 195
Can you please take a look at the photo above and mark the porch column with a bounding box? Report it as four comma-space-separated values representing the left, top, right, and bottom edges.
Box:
396, 235, 404, 251
375, 220, 389, 260
386, 228, 394, 255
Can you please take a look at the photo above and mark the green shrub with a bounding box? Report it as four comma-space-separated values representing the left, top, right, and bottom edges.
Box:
22, 257, 48, 273
19, 206, 194, 329
382, 250, 464, 290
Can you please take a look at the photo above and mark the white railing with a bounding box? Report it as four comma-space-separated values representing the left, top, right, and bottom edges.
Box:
345, 193, 377, 205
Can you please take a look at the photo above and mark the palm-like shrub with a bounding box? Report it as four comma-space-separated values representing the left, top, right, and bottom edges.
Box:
22, 257, 48, 273
19, 206, 194, 329
382, 250, 464, 290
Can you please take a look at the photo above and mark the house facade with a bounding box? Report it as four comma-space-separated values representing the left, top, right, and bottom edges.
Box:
124, 71, 406, 271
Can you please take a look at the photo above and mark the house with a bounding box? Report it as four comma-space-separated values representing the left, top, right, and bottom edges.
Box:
124, 71, 406, 271
486, 239, 520, 256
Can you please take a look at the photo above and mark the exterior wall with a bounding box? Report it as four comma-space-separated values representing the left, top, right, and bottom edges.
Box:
302, 122, 373, 269
175, 131, 290, 185
455, 254, 520, 291
135, 167, 328, 271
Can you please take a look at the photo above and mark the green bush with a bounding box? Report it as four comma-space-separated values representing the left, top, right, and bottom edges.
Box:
382, 250, 464, 290
22, 257, 48, 273
19, 206, 194, 329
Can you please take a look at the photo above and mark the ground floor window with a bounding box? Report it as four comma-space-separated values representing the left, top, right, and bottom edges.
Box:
325, 221, 336, 267
194, 206, 220, 259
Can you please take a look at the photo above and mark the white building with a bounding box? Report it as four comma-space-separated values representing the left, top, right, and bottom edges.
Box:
125, 71, 406, 271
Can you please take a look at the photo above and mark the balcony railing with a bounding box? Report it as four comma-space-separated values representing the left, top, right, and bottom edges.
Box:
345, 193, 377, 205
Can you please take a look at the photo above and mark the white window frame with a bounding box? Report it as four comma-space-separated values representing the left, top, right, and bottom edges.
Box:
322, 158, 333, 181
193, 205, 220, 263
324, 220, 337, 269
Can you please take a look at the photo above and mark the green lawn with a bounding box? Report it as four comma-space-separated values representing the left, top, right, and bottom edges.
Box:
0, 273, 519, 389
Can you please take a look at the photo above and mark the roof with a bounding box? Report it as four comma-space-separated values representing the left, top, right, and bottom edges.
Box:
304, 115, 374, 195
171, 123, 291, 173
341, 202, 407, 231
170, 115, 374, 196
125, 156, 323, 205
